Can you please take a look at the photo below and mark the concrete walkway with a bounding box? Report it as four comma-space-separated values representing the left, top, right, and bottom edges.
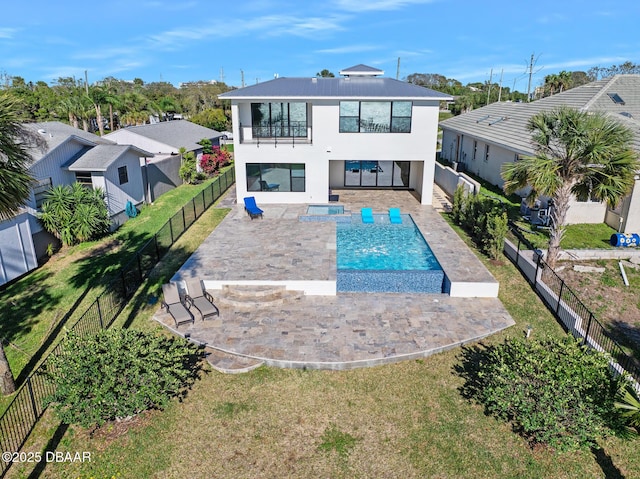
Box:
155, 187, 515, 371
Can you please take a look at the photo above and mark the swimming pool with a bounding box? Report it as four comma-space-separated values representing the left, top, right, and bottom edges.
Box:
307, 205, 345, 215
336, 214, 445, 293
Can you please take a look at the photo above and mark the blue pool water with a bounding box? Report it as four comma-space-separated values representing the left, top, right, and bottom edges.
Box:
337, 215, 440, 270
307, 205, 345, 215
336, 214, 445, 293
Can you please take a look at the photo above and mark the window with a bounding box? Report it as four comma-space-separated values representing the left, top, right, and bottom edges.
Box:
251, 103, 307, 138
484, 144, 490, 163
118, 166, 128, 185
33, 178, 52, 208
75, 172, 93, 188
246, 163, 305, 192
607, 93, 625, 105
472, 140, 478, 160
339, 101, 412, 133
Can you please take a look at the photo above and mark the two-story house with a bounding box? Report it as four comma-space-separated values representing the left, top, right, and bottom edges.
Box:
219, 64, 452, 205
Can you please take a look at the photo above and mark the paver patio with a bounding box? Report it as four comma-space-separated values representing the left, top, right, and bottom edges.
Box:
155, 187, 515, 371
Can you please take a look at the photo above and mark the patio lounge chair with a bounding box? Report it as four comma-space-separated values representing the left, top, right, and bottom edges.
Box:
184, 279, 219, 321
260, 180, 279, 191
361, 207, 374, 224
243, 196, 264, 219
389, 208, 402, 224
161, 283, 194, 327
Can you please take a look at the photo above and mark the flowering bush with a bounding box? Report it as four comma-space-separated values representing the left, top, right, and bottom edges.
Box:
199, 146, 232, 176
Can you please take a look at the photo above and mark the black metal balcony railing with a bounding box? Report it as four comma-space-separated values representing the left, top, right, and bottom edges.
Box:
239, 121, 311, 146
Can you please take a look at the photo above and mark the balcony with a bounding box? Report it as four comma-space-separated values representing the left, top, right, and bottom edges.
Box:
239, 121, 312, 146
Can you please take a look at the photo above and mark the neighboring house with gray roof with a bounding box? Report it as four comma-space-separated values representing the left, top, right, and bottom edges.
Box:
439, 75, 640, 233
0, 122, 153, 286
219, 64, 452, 205
104, 119, 223, 162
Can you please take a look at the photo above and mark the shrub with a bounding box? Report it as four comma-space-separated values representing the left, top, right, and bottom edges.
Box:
450, 186, 507, 260
458, 336, 626, 451
179, 151, 198, 184
38, 183, 110, 246
200, 146, 232, 176
44, 329, 203, 428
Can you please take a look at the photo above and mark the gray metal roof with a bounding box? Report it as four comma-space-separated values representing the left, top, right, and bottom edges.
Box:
439, 75, 640, 155
109, 120, 222, 151
339, 64, 384, 76
68, 145, 153, 172
219, 76, 452, 101
23, 121, 115, 164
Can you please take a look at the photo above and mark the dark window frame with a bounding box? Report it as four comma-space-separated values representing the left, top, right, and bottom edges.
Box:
250, 102, 308, 138
339, 101, 412, 133
118, 165, 129, 185
245, 163, 306, 192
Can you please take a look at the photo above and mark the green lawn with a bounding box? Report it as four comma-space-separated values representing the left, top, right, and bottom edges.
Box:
8, 201, 640, 479
0, 175, 228, 392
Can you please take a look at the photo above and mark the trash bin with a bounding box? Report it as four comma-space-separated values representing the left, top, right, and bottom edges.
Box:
610, 233, 640, 247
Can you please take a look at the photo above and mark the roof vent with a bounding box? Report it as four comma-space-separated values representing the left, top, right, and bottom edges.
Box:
37, 129, 46, 135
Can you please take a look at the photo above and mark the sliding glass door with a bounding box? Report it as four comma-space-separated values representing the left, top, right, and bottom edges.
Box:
344, 161, 410, 187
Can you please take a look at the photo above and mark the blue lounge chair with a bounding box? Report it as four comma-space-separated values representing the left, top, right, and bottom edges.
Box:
243, 196, 264, 219
361, 207, 374, 224
260, 180, 279, 191
389, 208, 402, 224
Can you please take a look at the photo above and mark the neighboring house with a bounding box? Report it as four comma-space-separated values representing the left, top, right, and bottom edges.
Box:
439, 75, 640, 233
0, 122, 153, 286
219, 64, 452, 205
104, 120, 224, 201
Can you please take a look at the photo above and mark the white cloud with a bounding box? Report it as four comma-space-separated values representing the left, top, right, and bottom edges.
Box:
316, 44, 377, 54
0, 28, 18, 39
333, 0, 435, 12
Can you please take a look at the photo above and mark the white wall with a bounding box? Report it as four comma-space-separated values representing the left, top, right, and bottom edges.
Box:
231, 99, 440, 205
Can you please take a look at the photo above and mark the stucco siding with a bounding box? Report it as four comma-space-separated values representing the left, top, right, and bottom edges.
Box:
232, 99, 440, 205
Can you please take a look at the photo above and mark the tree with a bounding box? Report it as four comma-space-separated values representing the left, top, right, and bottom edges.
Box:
502, 107, 639, 268
316, 69, 335, 78
190, 108, 228, 131
38, 183, 111, 246
0, 92, 45, 394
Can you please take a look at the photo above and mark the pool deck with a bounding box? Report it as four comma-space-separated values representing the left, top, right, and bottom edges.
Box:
158, 187, 516, 371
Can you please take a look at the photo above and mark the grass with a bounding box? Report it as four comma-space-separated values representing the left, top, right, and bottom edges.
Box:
0, 174, 228, 396
11, 207, 640, 478
5, 190, 640, 478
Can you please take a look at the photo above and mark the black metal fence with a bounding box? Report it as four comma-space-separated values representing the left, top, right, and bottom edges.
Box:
507, 223, 640, 383
0, 169, 235, 477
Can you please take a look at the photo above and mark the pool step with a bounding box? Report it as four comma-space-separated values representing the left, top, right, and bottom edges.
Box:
211, 285, 304, 310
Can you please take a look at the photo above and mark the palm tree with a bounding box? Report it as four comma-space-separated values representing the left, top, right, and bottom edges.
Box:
502, 106, 639, 268
0, 92, 44, 394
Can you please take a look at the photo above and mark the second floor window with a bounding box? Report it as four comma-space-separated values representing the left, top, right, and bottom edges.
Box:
251, 102, 307, 138
339, 101, 412, 133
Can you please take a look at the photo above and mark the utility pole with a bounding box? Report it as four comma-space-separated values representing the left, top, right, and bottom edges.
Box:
486, 68, 493, 105
497, 69, 504, 102
84, 70, 89, 95
241, 69, 245, 88
220, 68, 225, 83
396, 57, 401, 80
526, 54, 534, 101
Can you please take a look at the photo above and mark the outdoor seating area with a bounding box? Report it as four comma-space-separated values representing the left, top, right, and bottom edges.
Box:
156, 189, 512, 371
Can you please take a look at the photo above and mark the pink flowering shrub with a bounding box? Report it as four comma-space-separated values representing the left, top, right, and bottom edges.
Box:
199, 146, 232, 176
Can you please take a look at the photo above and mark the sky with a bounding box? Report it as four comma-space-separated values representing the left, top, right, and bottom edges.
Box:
1, 0, 639, 92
